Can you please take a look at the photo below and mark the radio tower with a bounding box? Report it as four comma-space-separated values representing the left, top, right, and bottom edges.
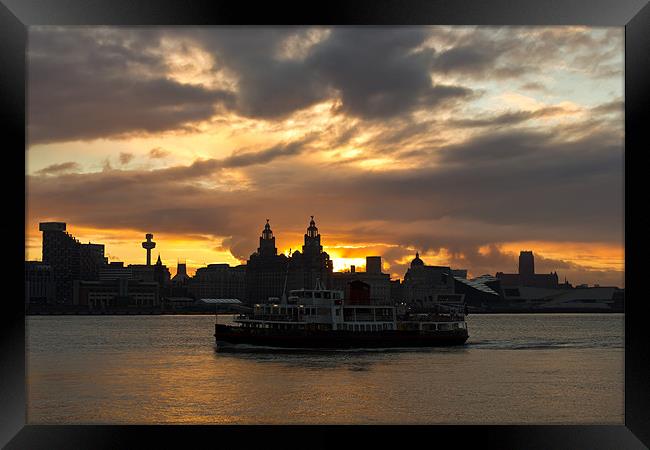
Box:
142, 233, 156, 266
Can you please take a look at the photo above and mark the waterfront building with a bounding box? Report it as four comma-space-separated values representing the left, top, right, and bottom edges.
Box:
99, 261, 133, 281
496, 251, 560, 288
287, 216, 334, 293
501, 285, 624, 312
189, 263, 246, 301
331, 256, 392, 304
347, 279, 371, 305
39, 222, 107, 304
453, 275, 503, 310
153, 255, 171, 287
128, 255, 170, 285
25, 261, 55, 304
390, 279, 404, 302
451, 269, 468, 279
245, 220, 289, 304
401, 252, 460, 306
171, 261, 190, 286
73, 278, 160, 309
168, 260, 192, 298
365, 256, 382, 274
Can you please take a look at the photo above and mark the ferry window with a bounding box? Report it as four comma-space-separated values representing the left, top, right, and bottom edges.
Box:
315, 292, 322, 298
324, 292, 331, 299
335, 309, 340, 316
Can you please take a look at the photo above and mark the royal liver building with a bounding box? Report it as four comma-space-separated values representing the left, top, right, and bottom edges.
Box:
245, 216, 333, 304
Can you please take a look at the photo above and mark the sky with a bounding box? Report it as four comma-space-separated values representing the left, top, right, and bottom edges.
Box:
25, 26, 624, 286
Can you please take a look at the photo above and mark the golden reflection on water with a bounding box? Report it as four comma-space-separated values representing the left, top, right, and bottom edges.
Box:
27, 315, 624, 424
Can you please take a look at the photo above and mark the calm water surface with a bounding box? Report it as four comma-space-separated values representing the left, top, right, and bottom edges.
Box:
27, 314, 623, 424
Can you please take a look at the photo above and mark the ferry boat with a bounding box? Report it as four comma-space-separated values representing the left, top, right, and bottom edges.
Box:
214, 283, 469, 350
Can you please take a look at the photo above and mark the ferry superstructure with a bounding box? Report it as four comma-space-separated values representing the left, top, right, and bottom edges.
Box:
214, 284, 468, 349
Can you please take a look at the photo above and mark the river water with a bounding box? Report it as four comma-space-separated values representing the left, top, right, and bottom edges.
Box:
26, 314, 623, 424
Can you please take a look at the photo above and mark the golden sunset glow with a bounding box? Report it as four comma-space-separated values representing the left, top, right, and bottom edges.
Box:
26, 26, 624, 286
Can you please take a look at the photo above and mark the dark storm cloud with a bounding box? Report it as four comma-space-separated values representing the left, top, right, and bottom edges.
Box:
305, 29, 473, 119
28, 27, 235, 144
28, 27, 478, 143
182, 28, 329, 119
184, 27, 475, 120
28, 27, 624, 145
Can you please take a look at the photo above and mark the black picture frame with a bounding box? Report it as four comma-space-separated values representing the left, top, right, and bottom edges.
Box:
1, 1, 648, 448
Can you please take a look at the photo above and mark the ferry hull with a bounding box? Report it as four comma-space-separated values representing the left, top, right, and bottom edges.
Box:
214, 324, 468, 349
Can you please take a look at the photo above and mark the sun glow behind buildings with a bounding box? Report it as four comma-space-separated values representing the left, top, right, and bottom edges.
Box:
25, 26, 624, 287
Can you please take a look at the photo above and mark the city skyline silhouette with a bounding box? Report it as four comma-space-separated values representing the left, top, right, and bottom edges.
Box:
26, 27, 624, 288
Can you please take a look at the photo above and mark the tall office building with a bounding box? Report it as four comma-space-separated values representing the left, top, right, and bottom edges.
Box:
39, 222, 106, 304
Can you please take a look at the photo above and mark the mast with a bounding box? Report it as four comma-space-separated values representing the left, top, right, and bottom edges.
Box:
281, 248, 292, 304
